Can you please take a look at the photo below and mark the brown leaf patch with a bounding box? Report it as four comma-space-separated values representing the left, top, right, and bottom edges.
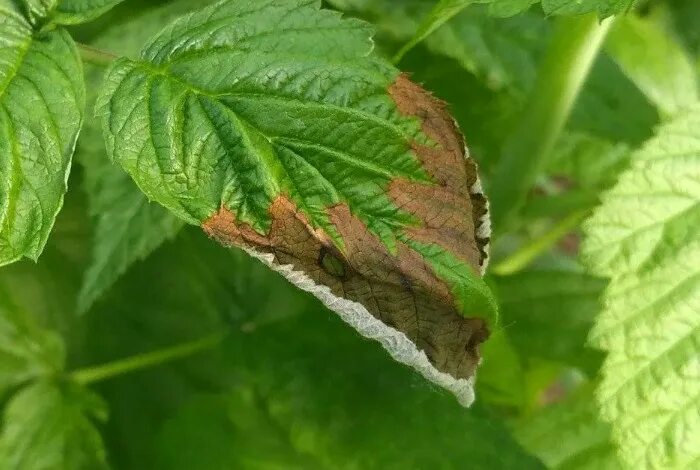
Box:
389, 73, 489, 267
389, 178, 481, 271
202, 196, 488, 380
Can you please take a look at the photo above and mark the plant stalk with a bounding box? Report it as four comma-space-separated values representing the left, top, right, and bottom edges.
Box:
71, 332, 227, 385
489, 14, 614, 232
492, 209, 589, 276
77, 43, 118, 67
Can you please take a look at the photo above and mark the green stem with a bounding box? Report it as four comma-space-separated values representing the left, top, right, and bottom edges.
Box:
77, 43, 118, 67
489, 14, 614, 232
492, 209, 589, 276
71, 332, 227, 385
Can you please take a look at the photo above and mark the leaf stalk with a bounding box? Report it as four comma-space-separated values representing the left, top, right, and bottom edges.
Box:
70, 332, 227, 385
489, 14, 614, 232
77, 43, 118, 67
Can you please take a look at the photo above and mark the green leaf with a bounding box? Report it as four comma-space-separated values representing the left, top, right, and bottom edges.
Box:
488, 0, 538, 17
493, 268, 606, 373
570, 55, 658, 145
80, 230, 310, 468
0, 180, 90, 342
78, 162, 184, 312
477, 329, 527, 408
541, 0, 637, 18
668, 0, 700, 59
19, 0, 124, 25
329, 0, 549, 94
582, 105, 700, 468
547, 132, 630, 191
425, 4, 547, 94
606, 14, 699, 117
51, 0, 125, 25
0, 4, 85, 266
99, 0, 497, 403
0, 380, 108, 470
0, 283, 64, 398
515, 385, 623, 469
154, 311, 544, 469
393, 0, 478, 62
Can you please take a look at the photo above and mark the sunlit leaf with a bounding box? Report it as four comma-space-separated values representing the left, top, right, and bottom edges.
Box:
583, 104, 700, 468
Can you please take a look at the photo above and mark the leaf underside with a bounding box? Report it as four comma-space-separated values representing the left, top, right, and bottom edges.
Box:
99, 0, 496, 391
583, 105, 700, 468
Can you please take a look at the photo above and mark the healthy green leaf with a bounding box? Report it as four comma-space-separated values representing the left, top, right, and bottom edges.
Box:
0, 3, 84, 266
78, 163, 184, 312
476, 329, 527, 408
570, 55, 658, 146
80, 229, 310, 468
51, 0, 125, 25
547, 132, 630, 191
154, 311, 545, 469
487, 0, 537, 17
493, 268, 606, 373
20, 0, 125, 25
0, 282, 64, 398
99, 0, 497, 403
606, 14, 699, 117
515, 385, 623, 469
0, 181, 90, 341
0, 380, 108, 470
540, 0, 637, 18
328, 0, 548, 94
393, 0, 636, 62
668, 0, 700, 59
426, 4, 547, 94
583, 104, 700, 468
393, 0, 478, 62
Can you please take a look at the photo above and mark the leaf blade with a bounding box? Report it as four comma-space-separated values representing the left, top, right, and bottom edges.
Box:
0, 4, 84, 266
582, 104, 700, 468
98, 0, 497, 404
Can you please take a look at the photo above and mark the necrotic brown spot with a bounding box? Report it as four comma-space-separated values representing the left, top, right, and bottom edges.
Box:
202, 196, 488, 381
388, 73, 489, 268
200, 76, 493, 383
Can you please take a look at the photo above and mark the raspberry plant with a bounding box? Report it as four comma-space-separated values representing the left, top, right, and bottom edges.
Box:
0, 0, 698, 468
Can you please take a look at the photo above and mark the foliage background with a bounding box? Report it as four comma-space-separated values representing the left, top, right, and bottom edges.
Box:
0, 0, 698, 468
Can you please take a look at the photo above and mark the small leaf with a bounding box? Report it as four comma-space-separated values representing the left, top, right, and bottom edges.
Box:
19, 0, 124, 25
78, 163, 184, 312
0, 3, 84, 266
515, 385, 623, 470
488, 0, 538, 17
0, 380, 108, 470
583, 104, 700, 468
606, 14, 699, 117
99, 0, 496, 404
393, 0, 478, 62
0, 283, 64, 398
547, 132, 630, 191
541, 0, 637, 18
493, 268, 607, 373
51, 0, 125, 25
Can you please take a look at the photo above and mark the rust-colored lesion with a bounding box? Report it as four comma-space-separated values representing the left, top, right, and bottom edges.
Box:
389, 73, 489, 267
203, 195, 488, 380
201, 75, 493, 382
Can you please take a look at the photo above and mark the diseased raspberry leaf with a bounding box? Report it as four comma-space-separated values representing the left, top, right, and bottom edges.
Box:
98, 0, 496, 405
